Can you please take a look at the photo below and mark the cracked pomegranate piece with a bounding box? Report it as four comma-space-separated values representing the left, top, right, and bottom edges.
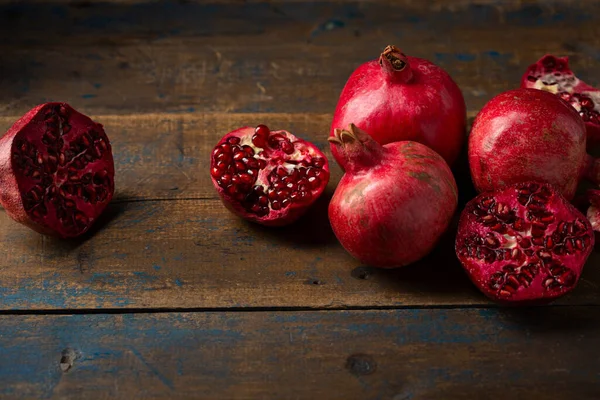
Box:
521, 54, 600, 146
210, 125, 330, 226
456, 182, 594, 305
0, 103, 115, 238
586, 189, 600, 232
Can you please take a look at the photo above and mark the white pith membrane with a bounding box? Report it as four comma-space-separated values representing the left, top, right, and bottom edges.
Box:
459, 183, 591, 300
525, 56, 600, 122
211, 129, 327, 218
12, 105, 113, 235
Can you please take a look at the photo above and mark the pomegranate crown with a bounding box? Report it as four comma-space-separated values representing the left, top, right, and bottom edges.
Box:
328, 124, 383, 171
378, 45, 413, 82
379, 45, 407, 71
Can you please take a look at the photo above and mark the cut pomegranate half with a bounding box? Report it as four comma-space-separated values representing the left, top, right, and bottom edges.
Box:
456, 182, 594, 305
210, 125, 330, 226
0, 103, 115, 238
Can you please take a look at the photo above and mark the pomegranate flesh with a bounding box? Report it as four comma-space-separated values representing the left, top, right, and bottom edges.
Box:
210, 125, 330, 226
456, 182, 594, 304
328, 124, 458, 268
469, 88, 600, 200
586, 189, 600, 232
521, 54, 600, 146
0, 103, 115, 238
330, 45, 467, 166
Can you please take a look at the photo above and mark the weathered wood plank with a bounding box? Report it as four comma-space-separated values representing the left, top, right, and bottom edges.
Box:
0, 197, 599, 310
0, 1, 598, 115
1, 307, 599, 399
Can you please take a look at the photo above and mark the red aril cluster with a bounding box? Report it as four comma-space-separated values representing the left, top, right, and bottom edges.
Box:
210, 125, 329, 226
0, 103, 114, 238
456, 182, 594, 304
521, 54, 600, 146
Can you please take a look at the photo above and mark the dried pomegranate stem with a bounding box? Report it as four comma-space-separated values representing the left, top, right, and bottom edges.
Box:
379, 45, 413, 83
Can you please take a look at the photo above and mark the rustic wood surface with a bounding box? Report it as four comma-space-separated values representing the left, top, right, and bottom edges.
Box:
2, 307, 600, 399
0, 0, 599, 398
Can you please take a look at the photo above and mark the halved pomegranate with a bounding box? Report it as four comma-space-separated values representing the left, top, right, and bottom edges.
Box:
521, 54, 600, 146
0, 103, 115, 238
210, 125, 330, 226
456, 182, 594, 305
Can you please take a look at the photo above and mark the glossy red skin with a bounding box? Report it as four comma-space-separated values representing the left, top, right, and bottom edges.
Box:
456, 182, 594, 305
469, 88, 591, 200
521, 54, 600, 147
330, 53, 466, 166
329, 131, 458, 268
0, 103, 114, 237
210, 127, 330, 227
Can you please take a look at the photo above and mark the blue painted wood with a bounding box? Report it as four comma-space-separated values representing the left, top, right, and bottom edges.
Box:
0, 308, 599, 399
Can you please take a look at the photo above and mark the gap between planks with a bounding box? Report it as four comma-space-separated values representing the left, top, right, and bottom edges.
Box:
0, 303, 597, 317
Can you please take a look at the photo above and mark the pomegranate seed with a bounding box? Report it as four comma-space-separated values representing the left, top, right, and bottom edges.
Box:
239, 174, 253, 185
271, 200, 281, 210
277, 167, 287, 177
252, 134, 267, 148
281, 198, 290, 208
281, 141, 294, 154
227, 136, 240, 145
255, 124, 270, 138
581, 97, 594, 110
246, 158, 258, 169
312, 157, 325, 168
233, 151, 245, 161
235, 161, 246, 172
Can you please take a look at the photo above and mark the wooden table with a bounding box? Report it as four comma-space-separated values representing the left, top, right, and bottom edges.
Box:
0, 1, 599, 398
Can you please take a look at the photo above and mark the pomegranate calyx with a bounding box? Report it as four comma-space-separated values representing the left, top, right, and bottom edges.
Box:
329, 124, 383, 172
379, 45, 413, 83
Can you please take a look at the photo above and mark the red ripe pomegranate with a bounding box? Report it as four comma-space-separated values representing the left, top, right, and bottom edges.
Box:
456, 182, 594, 305
469, 88, 600, 200
330, 45, 466, 167
328, 124, 458, 268
0, 103, 115, 238
521, 54, 600, 146
210, 125, 330, 226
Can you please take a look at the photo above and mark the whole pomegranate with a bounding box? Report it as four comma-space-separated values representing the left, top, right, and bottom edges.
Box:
210, 125, 330, 226
0, 103, 115, 238
456, 182, 594, 305
469, 88, 599, 200
330, 45, 466, 166
328, 123, 458, 268
521, 54, 600, 146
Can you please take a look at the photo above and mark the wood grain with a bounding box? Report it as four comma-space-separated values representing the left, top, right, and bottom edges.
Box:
1, 307, 599, 399
0, 195, 599, 310
0, 1, 599, 115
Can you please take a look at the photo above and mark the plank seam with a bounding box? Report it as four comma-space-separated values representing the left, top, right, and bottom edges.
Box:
0, 303, 596, 316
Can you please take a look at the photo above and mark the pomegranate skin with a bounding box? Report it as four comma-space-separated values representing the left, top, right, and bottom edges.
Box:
0, 102, 115, 238
521, 54, 600, 147
330, 45, 466, 167
469, 88, 598, 200
328, 124, 458, 268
